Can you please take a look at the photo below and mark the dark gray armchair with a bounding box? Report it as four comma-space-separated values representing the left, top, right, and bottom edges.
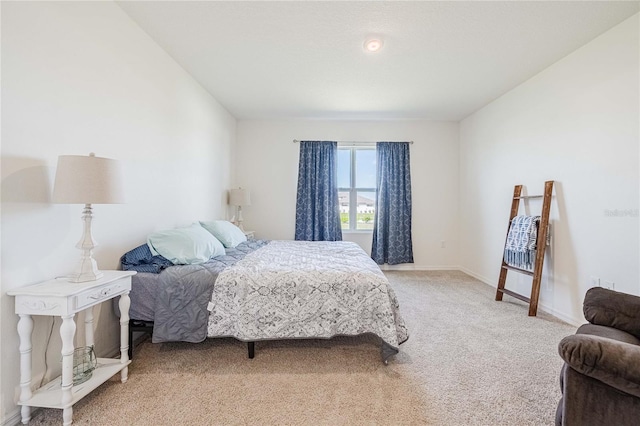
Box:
556, 287, 640, 425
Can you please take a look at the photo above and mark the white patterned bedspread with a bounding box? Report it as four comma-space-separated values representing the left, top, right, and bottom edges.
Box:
207, 240, 408, 356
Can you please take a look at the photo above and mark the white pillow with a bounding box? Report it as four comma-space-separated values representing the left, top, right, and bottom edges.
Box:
199, 220, 247, 248
147, 223, 225, 265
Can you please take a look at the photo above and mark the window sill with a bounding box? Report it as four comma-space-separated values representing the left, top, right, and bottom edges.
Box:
342, 230, 373, 234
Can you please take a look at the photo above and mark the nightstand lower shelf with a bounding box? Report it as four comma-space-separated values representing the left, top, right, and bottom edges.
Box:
19, 358, 130, 409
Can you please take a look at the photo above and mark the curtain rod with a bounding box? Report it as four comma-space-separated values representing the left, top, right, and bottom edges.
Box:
293, 140, 413, 144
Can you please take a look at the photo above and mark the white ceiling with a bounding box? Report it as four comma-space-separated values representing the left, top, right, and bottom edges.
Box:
117, 1, 639, 121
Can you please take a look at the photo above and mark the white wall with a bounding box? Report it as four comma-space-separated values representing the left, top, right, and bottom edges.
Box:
1, 2, 235, 423
235, 120, 459, 269
459, 14, 639, 325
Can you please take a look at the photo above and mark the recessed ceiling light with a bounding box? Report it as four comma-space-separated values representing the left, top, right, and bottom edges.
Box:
364, 38, 384, 53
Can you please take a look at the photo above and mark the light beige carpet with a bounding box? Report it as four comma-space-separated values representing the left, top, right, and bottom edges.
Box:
30, 271, 576, 425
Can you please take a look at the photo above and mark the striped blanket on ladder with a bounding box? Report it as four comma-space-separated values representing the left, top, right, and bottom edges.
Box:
504, 215, 540, 270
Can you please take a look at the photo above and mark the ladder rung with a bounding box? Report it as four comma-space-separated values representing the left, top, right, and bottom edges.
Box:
514, 195, 544, 200
502, 265, 534, 276
497, 288, 531, 303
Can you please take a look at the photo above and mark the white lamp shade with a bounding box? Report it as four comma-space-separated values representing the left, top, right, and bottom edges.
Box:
229, 188, 251, 206
52, 154, 124, 204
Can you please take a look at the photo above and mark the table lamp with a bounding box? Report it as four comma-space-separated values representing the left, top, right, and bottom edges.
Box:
52, 153, 124, 282
228, 188, 251, 231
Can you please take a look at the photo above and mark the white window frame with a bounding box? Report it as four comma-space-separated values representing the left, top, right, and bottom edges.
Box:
338, 145, 376, 231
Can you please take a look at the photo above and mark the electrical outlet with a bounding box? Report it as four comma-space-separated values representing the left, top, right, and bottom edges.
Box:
603, 281, 615, 290
589, 276, 600, 287
440, 240, 446, 249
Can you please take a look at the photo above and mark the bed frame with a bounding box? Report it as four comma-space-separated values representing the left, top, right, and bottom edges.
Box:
128, 320, 254, 360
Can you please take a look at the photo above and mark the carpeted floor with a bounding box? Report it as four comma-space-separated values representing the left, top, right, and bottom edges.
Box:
30, 271, 576, 425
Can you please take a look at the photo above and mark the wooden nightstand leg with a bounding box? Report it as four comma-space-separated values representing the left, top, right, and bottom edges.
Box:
17, 314, 33, 424
119, 291, 131, 382
60, 314, 76, 426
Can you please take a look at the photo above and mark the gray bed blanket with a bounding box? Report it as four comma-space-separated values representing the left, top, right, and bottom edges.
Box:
152, 240, 268, 343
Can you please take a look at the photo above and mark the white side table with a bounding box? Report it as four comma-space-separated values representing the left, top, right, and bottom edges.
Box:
7, 270, 136, 425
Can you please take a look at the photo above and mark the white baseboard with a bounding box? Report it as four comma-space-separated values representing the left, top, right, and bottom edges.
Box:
3, 408, 26, 426
458, 266, 494, 285
458, 266, 582, 327
380, 264, 460, 271
535, 304, 582, 327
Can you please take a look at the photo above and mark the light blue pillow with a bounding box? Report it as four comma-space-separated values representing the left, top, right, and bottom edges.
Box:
147, 223, 225, 265
199, 220, 247, 248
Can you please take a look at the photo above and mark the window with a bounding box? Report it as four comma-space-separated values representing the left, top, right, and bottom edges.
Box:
337, 146, 376, 230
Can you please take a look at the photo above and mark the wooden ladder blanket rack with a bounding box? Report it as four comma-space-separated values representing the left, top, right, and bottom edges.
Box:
495, 180, 554, 316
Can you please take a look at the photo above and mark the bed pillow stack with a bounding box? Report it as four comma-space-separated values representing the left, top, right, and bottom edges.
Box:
147, 223, 225, 265
199, 220, 247, 248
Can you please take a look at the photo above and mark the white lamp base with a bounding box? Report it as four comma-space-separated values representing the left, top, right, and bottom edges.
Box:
69, 204, 103, 283
68, 259, 103, 283
236, 206, 246, 232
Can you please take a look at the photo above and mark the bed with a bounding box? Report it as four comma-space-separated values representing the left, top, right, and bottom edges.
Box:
119, 239, 408, 363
